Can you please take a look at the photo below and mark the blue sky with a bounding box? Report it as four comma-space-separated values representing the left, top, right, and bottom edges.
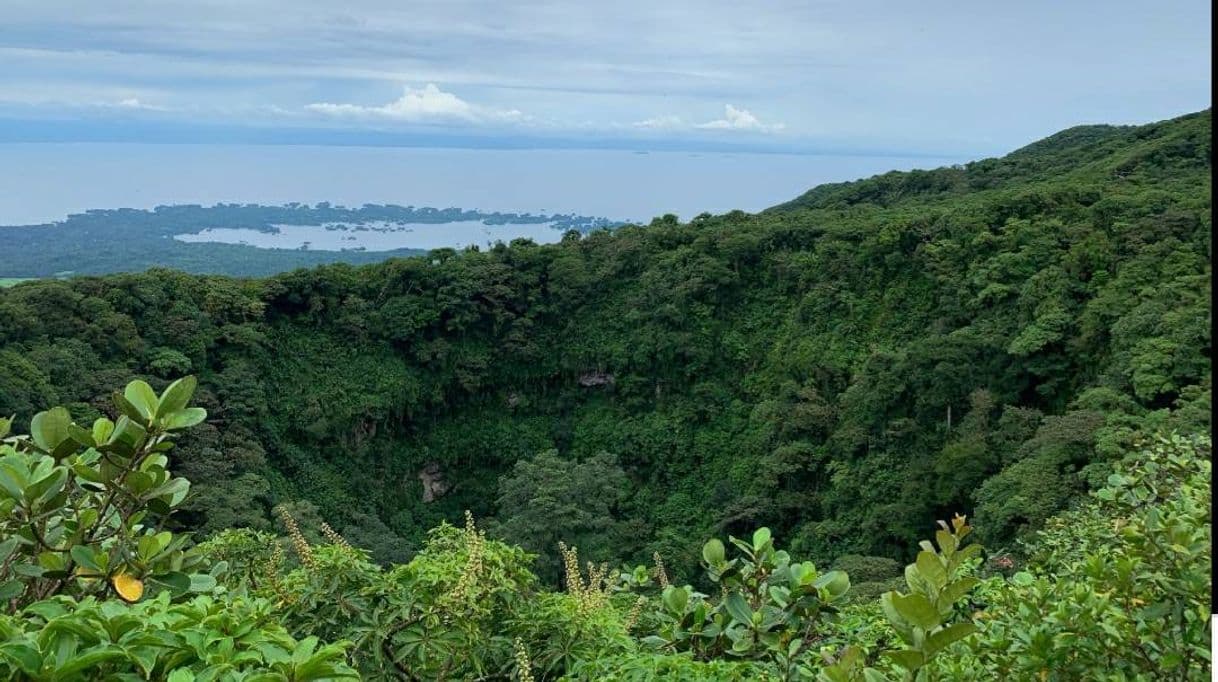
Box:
0, 0, 1210, 155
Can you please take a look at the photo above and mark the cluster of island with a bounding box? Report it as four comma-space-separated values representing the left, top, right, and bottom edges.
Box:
0, 202, 625, 278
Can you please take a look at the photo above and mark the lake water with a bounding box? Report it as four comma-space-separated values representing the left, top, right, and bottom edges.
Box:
0, 143, 971, 227
175, 220, 566, 251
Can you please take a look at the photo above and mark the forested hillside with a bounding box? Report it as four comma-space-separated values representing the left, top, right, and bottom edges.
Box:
0, 110, 1209, 575
0, 109, 1210, 680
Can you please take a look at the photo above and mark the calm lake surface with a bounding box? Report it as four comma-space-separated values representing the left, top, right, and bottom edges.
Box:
175, 221, 566, 251
0, 143, 971, 229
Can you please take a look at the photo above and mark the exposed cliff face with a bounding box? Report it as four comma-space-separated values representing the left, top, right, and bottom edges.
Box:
418, 461, 450, 503
578, 371, 615, 387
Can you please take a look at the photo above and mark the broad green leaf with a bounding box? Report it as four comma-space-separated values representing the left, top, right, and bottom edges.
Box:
752, 527, 772, 551
54, 646, 128, 677
915, 550, 946, 587
30, 407, 72, 453
0, 537, 18, 563
880, 592, 914, 642
702, 538, 725, 565
189, 573, 218, 593
91, 417, 115, 445
724, 591, 753, 625
23, 600, 69, 619
43, 618, 106, 643
253, 642, 292, 665
144, 477, 190, 505
935, 529, 957, 556
813, 569, 851, 600
728, 535, 753, 556
292, 636, 319, 665
111, 396, 145, 432
661, 585, 689, 615
0, 463, 25, 500
68, 424, 96, 448
954, 543, 983, 564
788, 561, 811, 586
55, 647, 128, 677
863, 669, 895, 682
904, 563, 928, 594
71, 545, 102, 572
25, 467, 68, 507
0, 642, 41, 674
78, 507, 99, 531
924, 621, 978, 657
12, 563, 46, 578
640, 635, 668, 650
1010, 571, 1035, 587
137, 534, 162, 561
72, 462, 105, 484
164, 408, 207, 431
295, 643, 352, 680
937, 576, 980, 613
0, 580, 22, 601
126, 471, 156, 495
882, 649, 924, 672
156, 376, 197, 419
124, 380, 159, 422
150, 571, 192, 595
109, 416, 147, 452
891, 592, 940, 630
818, 645, 861, 682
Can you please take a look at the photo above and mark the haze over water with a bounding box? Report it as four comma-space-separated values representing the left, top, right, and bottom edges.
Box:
0, 143, 969, 227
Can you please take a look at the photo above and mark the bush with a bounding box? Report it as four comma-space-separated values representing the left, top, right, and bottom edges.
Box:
0, 378, 356, 680
944, 434, 1212, 680
2, 373, 1211, 680
0, 593, 356, 680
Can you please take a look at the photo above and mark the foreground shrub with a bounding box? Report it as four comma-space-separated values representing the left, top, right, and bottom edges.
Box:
0, 592, 356, 680
942, 434, 1212, 680
0, 378, 356, 680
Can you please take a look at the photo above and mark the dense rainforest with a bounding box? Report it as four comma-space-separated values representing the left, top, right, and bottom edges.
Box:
0, 109, 1210, 679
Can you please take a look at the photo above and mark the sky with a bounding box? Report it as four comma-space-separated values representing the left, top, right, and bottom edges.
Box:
0, 0, 1211, 156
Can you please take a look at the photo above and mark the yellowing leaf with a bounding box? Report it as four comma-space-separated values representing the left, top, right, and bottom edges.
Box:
74, 565, 101, 585
112, 573, 144, 602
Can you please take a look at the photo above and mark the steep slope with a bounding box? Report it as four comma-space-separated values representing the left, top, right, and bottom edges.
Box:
770, 109, 1210, 210
0, 110, 1209, 577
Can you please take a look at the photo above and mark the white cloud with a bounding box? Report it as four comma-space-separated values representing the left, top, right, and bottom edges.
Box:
2, 2, 1210, 151
0, 83, 175, 112
696, 104, 784, 132
632, 114, 685, 130
113, 97, 170, 111
306, 83, 526, 124
630, 105, 784, 134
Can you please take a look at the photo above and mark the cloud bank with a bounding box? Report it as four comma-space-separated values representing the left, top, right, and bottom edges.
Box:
307, 84, 526, 125
696, 104, 785, 132
0, 1, 1210, 152
633, 105, 784, 134
632, 114, 685, 130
